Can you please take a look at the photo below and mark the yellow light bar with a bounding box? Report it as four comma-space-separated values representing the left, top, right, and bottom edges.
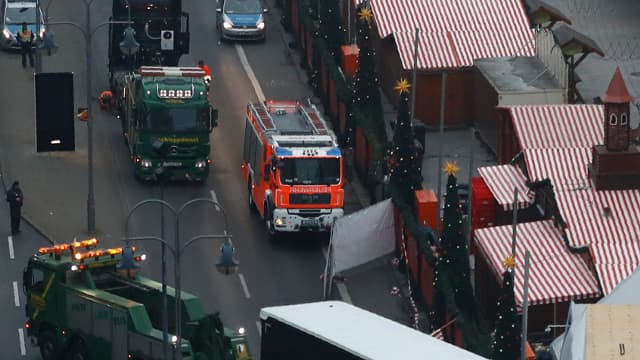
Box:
73, 246, 136, 262
38, 238, 99, 255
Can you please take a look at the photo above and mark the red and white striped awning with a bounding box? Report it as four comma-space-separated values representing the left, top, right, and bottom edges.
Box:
555, 189, 640, 249
592, 263, 640, 295
478, 165, 533, 211
475, 220, 601, 306
356, 0, 535, 70
507, 105, 604, 150
486, 103, 640, 297
523, 148, 592, 190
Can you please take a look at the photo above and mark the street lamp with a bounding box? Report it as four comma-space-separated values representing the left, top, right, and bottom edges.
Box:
122, 198, 239, 360
42, 0, 137, 234
120, 27, 140, 55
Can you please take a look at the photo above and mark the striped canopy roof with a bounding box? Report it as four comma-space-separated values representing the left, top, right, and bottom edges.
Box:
478, 165, 533, 211
354, 0, 535, 70
475, 220, 601, 306
481, 104, 640, 297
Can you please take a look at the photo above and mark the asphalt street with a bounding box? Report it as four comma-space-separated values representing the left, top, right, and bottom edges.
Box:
0, 0, 387, 358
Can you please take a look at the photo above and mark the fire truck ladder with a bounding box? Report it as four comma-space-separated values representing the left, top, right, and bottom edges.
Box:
298, 104, 328, 135
250, 102, 277, 132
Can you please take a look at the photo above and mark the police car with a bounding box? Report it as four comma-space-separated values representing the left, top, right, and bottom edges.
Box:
216, 0, 268, 42
1, 0, 45, 50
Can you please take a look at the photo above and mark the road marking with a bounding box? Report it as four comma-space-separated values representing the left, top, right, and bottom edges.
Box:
8, 235, 14, 259
209, 190, 221, 211
238, 273, 251, 299
18, 328, 26, 355
235, 44, 266, 102
13, 281, 20, 307
321, 247, 353, 304
256, 320, 262, 336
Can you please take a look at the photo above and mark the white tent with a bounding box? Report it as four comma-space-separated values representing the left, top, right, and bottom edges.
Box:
323, 199, 395, 298
551, 266, 640, 359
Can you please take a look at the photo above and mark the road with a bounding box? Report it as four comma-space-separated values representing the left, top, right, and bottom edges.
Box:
0, 0, 362, 358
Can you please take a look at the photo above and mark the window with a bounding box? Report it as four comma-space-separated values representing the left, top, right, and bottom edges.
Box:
144, 107, 208, 132
243, 119, 252, 162
224, 0, 263, 13
621, 113, 628, 125
609, 113, 618, 126
280, 158, 341, 185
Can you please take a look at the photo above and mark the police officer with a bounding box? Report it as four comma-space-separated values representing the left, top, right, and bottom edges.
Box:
16, 22, 34, 68
5, 181, 23, 235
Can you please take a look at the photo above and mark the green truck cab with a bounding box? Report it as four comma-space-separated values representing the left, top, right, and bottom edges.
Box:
23, 238, 250, 360
120, 66, 218, 182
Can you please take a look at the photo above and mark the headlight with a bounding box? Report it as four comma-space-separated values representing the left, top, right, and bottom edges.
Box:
2, 28, 11, 39
274, 217, 285, 226
257, 21, 265, 30
195, 160, 207, 169
140, 159, 153, 168
238, 327, 245, 335
222, 15, 233, 29
39, 27, 45, 39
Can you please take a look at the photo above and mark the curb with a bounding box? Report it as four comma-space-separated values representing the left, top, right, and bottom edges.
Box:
0, 154, 55, 246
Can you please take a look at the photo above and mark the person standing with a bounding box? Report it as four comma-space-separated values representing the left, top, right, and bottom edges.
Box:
6, 181, 23, 235
16, 22, 35, 68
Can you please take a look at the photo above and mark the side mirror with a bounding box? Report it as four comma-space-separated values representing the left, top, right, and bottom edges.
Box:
263, 8, 269, 13
210, 107, 219, 130
216, 8, 222, 13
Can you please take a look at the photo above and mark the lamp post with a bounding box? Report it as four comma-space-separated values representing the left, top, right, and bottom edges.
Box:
40, 0, 139, 234
123, 198, 239, 360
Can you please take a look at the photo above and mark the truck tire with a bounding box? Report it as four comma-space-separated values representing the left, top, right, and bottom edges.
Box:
264, 204, 279, 242
38, 330, 60, 360
67, 339, 89, 360
248, 181, 257, 213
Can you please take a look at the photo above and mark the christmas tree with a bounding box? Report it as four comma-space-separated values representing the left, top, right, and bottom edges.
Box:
318, 0, 344, 62
492, 257, 522, 360
351, 5, 383, 120
437, 162, 474, 311
388, 78, 422, 204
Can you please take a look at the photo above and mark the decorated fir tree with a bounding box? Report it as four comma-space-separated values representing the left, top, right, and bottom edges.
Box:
492, 257, 522, 360
388, 78, 422, 204
351, 5, 383, 120
318, 0, 344, 61
437, 162, 474, 311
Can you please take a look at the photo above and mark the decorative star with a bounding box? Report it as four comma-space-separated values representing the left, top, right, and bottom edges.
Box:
358, 7, 373, 23
394, 78, 411, 94
503, 255, 515, 270
443, 161, 459, 176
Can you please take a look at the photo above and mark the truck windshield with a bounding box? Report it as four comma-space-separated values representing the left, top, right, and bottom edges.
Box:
144, 107, 208, 132
279, 158, 340, 185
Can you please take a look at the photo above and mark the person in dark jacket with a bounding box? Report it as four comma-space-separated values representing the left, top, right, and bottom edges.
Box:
6, 181, 23, 235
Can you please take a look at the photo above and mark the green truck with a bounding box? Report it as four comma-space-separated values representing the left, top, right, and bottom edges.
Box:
23, 238, 250, 360
118, 66, 218, 182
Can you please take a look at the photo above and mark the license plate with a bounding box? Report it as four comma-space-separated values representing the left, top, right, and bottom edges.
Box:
301, 219, 318, 227
162, 161, 182, 167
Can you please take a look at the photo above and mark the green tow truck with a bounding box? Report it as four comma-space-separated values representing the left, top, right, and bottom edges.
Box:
23, 238, 250, 360
118, 66, 218, 182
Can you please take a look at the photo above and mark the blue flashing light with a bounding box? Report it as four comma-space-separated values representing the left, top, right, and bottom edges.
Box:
327, 147, 342, 156
275, 147, 293, 156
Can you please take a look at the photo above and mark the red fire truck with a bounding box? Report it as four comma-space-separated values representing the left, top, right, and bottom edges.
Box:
242, 100, 344, 240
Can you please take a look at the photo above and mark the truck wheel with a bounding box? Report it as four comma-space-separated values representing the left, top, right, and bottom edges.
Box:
264, 205, 279, 242
38, 330, 60, 360
248, 182, 257, 213
67, 339, 89, 360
